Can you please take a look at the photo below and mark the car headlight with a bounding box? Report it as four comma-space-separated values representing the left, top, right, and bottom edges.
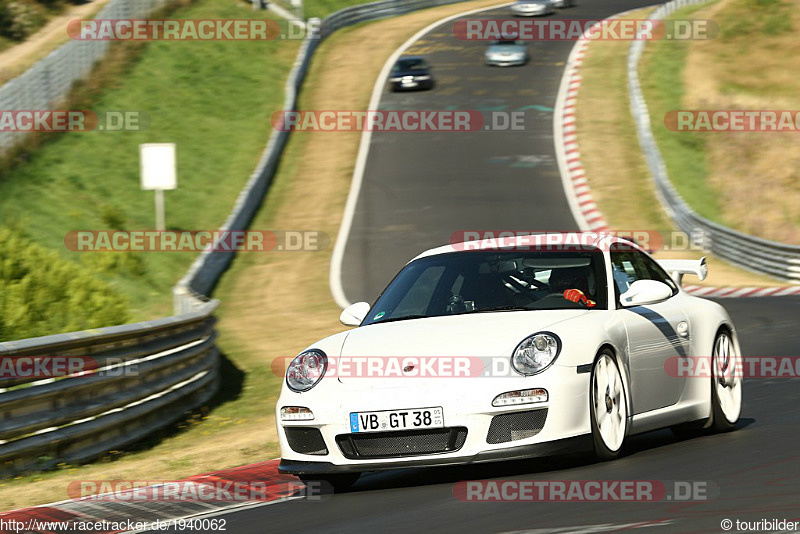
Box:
511, 332, 561, 375
286, 349, 327, 391
415, 75, 431, 80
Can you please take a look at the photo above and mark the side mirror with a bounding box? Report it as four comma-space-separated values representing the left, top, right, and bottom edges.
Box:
620, 280, 672, 307
339, 302, 371, 326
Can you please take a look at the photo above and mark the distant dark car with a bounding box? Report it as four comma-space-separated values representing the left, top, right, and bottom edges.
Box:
388, 56, 434, 91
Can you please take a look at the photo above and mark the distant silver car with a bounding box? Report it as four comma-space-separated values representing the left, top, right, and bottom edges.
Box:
510, 0, 554, 16
485, 40, 529, 67
550, 0, 575, 8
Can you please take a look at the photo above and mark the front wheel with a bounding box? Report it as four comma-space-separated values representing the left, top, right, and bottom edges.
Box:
590, 350, 628, 460
298, 473, 360, 493
710, 330, 742, 431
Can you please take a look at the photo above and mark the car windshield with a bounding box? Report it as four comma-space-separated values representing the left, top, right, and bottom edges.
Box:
363, 249, 608, 325
393, 58, 427, 72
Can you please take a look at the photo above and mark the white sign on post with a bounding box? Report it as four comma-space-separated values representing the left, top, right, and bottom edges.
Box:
140, 143, 177, 232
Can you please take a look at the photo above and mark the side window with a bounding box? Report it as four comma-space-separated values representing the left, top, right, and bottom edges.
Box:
636, 251, 679, 293
610, 249, 678, 303
610, 251, 639, 295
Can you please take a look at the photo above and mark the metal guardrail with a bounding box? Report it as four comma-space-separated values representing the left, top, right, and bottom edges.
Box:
0, 301, 218, 474
628, 0, 800, 283
2, 0, 473, 474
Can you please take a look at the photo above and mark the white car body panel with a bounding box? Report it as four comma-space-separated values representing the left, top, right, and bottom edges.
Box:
276, 234, 739, 474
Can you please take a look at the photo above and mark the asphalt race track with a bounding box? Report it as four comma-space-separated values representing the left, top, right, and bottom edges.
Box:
190, 297, 800, 533
163, 1, 800, 532
340, 2, 592, 303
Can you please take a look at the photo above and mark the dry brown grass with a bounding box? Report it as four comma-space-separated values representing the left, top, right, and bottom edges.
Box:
577, 9, 671, 232
577, 8, 783, 287
0, 0, 511, 511
683, 0, 800, 244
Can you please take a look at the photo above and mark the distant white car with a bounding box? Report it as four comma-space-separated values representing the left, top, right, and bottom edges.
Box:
276, 234, 742, 489
511, 0, 555, 16
485, 39, 529, 66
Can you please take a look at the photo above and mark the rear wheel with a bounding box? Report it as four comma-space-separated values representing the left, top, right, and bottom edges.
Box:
671, 330, 742, 438
590, 350, 628, 460
710, 330, 742, 431
298, 473, 360, 493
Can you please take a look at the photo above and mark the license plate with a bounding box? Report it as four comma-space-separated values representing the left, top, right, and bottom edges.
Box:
349, 407, 444, 433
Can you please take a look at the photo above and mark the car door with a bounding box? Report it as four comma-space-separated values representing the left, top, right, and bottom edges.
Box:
611, 246, 690, 414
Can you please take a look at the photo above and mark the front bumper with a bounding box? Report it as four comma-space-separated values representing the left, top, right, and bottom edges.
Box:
511, 5, 553, 15
486, 57, 527, 66
389, 79, 434, 91
279, 434, 592, 475
277, 364, 591, 473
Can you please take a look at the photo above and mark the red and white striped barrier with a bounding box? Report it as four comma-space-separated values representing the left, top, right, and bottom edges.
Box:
684, 285, 800, 298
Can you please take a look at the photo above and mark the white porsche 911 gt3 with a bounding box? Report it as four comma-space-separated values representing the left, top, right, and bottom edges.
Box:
276, 233, 742, 488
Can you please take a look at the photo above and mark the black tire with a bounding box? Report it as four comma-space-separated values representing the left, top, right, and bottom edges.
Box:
709, 330, 741, 432
671, 330, 741, 438
589, 349, 628, 460
298, 473, 360, 493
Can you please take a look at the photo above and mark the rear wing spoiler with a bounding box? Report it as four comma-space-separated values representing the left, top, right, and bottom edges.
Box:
656, 257, 708, 285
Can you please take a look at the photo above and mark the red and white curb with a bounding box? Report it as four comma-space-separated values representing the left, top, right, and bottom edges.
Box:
555, 28, 610, 234
553, 12, 799, 298
683, 285, 800, 298
0, 460, 303, 533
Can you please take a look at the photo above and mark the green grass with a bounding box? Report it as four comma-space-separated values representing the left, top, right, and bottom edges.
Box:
0, 0, 394, 334
639, 3, 722, 223
0, 0, 297, 324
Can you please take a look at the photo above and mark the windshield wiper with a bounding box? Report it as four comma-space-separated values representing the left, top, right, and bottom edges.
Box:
372, 314, 429, 324
471, 305, 535, 313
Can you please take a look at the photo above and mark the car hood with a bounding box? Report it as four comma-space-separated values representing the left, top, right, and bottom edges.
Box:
336, 310, 587, 384
486, 45, 526, 56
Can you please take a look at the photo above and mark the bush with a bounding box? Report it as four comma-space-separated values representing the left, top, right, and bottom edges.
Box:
0, 1, 45, 40
0, 227, 129, 341
0, 0, 88, 41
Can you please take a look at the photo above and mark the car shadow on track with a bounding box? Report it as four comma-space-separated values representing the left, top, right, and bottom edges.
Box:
335, 419, 756, 494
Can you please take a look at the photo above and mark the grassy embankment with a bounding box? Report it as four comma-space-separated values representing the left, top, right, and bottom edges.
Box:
0, 0, 507, 510
576, 3, 788, 285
